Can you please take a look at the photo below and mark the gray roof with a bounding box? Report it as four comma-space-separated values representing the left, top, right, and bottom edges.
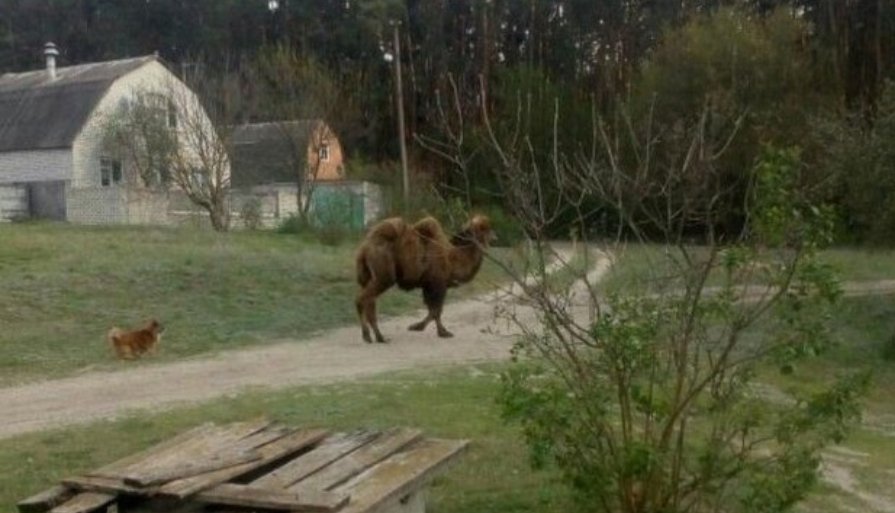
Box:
232, 120, 323, 146
0, 56, 156, 152
231, 120, 325, 187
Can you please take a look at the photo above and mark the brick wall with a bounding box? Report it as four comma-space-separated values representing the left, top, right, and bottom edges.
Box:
0, 184, 28, 221
0, 149, 72, 184
67, 186, 168, 225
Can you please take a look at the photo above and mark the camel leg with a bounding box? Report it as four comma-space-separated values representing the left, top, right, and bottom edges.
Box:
407, 313, 432, 332
407, 287, 435, 332
360, 280, 392, 343
409, 286, 452, 338
356, 293, 373, 343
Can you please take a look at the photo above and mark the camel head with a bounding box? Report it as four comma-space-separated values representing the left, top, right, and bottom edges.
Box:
455, 214, 496, 247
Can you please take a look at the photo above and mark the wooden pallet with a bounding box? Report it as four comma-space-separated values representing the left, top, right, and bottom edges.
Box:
17, 419, 468, 513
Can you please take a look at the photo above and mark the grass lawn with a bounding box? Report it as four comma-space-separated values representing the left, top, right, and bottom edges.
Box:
0, 222, 520, 385
768, 294, 895, 512
6, 232, 895, 512
1, 365, 572, 513
598, 243, 895, 295
6, 289, 895, 513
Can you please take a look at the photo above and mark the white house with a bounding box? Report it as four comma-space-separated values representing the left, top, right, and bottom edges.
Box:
0, 44, 219, 224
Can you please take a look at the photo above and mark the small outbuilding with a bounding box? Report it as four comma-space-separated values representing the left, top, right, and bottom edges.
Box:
231, 120, 345, 187
230, 120, 383, 230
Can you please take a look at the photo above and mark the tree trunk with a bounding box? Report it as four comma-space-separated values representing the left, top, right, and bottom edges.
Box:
207, 200, 230, 232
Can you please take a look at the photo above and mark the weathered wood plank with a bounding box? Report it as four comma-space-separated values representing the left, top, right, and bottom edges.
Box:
94, 419, 269, 479
290, 429, 423, 493
17, 485, 75, 513
158, 428, 330, 499
48, 493, 115, 513
251, 430, 379, 490
90, 423, 217, 477
336, 439, 469, 513
231, 423, 291, 450
123, 450, 262, 487
117, 419, 272, 487
196, 483, 348, 512
62, 475, 145, 496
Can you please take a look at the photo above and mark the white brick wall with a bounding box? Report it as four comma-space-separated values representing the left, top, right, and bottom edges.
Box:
0, 183, 28, 221
0, 60, 224, 226
0, 149, 72, 184
73, 62, 184, 188
67, 186, 169, 225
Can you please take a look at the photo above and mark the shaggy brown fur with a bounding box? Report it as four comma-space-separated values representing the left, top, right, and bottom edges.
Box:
108, 319, 164, 360
355, 214, 495, 343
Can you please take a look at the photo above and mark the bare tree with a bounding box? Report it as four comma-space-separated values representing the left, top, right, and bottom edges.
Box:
255, 46, 349, 224
104, 59, 256, 231
102, 93, 177, 189
168, 71, 234, 231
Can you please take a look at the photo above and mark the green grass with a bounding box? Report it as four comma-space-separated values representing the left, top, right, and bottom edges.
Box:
1, 366, 572, 513
756, 294, 895, 512
0, 223, 518, 385
818, 247, 895, 282
599, 243, 895, 296
6, 288, 895, 513
761, 294, 895, 419
599, 243, 714, 294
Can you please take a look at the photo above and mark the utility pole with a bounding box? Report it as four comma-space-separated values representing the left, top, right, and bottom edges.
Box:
393, 23, 411, 211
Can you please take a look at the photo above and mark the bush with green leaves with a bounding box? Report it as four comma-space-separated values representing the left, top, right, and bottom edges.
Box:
498, 147, 867, 513
238, 196, 264, 230
812, 81, 895, 244
629, 7, 831, 234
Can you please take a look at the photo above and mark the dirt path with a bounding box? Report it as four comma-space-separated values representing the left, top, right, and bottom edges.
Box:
2, 250, 894, 442
0, 246, 608, 441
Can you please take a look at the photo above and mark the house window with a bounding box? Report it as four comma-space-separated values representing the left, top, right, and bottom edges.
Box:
319, 143, 331, 162
100, 157, 123, 187
167, 99, 177, 128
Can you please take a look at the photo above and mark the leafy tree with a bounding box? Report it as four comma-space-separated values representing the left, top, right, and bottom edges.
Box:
627, 6, 828, 234
813, 82, 895, 243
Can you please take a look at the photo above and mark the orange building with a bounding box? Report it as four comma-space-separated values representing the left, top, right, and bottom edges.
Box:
230, 120, 345, 187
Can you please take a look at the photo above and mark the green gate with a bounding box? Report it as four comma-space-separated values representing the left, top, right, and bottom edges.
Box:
310, 186, 364, 230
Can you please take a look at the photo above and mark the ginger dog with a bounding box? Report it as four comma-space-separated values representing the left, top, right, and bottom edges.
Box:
108, 319, 163, 360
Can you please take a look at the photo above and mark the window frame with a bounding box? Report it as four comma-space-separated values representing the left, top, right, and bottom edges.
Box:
318, 143, 331, 162
100, 157, 123, 187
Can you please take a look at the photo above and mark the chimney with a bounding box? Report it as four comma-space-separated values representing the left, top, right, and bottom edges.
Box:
44, 42, 59, 80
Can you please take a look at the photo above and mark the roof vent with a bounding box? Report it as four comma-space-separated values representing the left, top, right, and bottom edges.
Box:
44, 42, 59, 80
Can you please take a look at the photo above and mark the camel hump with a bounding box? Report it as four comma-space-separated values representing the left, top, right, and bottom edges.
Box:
364, 217, 408, 243
412, 217, 449, 244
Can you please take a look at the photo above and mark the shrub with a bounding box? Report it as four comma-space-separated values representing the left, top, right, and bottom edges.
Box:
812, 81, 895, 244
239, 196, 264, 230
498, 148, 867, 513
276, 213, 307, 234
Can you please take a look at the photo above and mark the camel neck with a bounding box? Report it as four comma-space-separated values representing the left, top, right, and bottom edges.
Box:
448, 242, 485, 285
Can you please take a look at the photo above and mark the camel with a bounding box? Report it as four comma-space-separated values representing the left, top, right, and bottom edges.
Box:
355, 214, 496, 343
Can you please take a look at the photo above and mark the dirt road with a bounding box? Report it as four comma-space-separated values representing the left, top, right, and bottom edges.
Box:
0, 247, 609, 440
3, 251, 894, 442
